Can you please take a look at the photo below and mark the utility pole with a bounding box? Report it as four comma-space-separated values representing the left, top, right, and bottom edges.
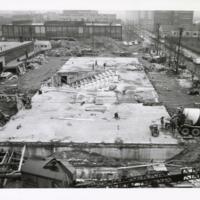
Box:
156, 23, 160, 55
175, 27, 183, 74
92, 21, 94, 50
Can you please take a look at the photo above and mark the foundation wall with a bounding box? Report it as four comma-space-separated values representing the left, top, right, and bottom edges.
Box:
0, 143, 183, 161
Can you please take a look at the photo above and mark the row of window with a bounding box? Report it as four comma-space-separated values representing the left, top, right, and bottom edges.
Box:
3, 26, 46, 36
35, 44, 48, 48
172, 31, 199, 37
2, 25, 122, 39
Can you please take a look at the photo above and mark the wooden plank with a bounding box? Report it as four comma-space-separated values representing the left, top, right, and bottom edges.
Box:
18, 145, 26, 171
0, 151, 8, 165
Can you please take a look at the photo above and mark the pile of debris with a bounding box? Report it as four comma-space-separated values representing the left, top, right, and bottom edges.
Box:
47, 48, 74, 57
50, 150, 124, 167
0, 72, 18, 82
167, 142, 200, 169
27, 54, 48, 70
147, 63, 167, 72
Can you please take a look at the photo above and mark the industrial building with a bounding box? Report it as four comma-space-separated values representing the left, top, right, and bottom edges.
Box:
159, 24, 200, 38
62, 10, 119, 23
125, 11, 194, 33
0, 41, 34, 73
2, 21, 46, 41
153, 11, 194, 31
2, 20, 122, 41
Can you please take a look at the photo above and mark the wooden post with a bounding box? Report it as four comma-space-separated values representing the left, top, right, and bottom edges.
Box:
18, 145, 26, 171
175, 27, 183, 74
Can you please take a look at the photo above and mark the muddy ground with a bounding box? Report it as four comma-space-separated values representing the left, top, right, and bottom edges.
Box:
139, 55, 200, 170
17, 57, 68, 93
139, 56, 200, 116
0, 57, 67, 116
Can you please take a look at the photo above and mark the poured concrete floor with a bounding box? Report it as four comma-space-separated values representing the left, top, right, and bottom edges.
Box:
0, 57, 178, 144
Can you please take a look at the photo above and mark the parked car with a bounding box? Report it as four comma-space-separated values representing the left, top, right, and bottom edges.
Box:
142, 54, 152, 61
0, 72, 13, 80
193, 58, 200, 65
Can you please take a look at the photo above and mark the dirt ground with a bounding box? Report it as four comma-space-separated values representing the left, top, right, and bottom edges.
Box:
0, 57, 67, 116
139, 56, 200, 116
17, 57, 68, 94
139, 55, 200, 169
147, 71, 200, 115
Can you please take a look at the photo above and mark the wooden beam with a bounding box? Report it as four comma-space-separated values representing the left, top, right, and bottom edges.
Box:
18, 145, 26, 171
0, 172, 21, 179
0, 152, 8, 165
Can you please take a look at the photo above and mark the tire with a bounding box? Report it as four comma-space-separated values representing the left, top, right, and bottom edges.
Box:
180, 127, 190, 136
191, 128, 200, 137
152, 131, 159, 137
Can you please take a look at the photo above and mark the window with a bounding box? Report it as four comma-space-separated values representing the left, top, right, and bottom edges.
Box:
44, 161, 59, 172
186, 31, 190, 36
14, 26, 19, 35
35, 26, 41, 34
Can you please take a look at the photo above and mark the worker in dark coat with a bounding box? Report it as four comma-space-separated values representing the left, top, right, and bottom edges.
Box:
160, 116, 165, 129
176, 107, 186, 127
170, 118, 176, 134
114, 112, 120, 120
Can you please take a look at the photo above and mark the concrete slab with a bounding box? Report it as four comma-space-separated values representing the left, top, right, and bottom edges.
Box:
0, 88, 176, 144
0, 57, 178, 145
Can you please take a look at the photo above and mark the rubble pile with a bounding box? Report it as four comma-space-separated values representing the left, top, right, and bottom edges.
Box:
47, 48, 73, 57
50, 150, 124, 167
27, 54, 49, 70
148, 63, 167, 72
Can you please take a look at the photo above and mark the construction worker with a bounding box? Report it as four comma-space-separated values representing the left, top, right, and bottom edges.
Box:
170, 118, 176, 134
176, 107, 186, 127
38, 89, 42, 95
160, 116, 165, 129
103, 62, 106, 70
114, 112, 120, 120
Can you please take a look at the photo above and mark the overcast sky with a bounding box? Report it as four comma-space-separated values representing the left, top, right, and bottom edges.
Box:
0, 0, 200, 11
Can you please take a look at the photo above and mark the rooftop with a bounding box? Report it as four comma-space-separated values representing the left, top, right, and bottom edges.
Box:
22, 157, 75, 180
0, 41, 32, 54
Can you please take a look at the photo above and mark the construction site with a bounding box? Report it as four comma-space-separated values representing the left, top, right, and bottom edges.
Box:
1, 10, 200, 188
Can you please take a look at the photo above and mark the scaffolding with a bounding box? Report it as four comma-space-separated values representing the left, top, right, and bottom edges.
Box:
0, 145, 26, 187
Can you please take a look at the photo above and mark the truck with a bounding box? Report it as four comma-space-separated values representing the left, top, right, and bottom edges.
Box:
176, 108, 200, 137
193, 57, 200, 65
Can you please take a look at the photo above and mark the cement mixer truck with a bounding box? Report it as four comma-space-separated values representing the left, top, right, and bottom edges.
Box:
177, 108, 200, 137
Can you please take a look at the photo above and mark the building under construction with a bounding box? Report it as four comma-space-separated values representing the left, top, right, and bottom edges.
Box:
0, 57, 183, 161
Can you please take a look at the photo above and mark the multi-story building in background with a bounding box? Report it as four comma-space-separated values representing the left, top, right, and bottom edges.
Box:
61, 10, 120, 23
173, 11, 194, 26
154, 11, 193, 28
122, 10, 194, 33
2, 20, 122, 41
2, 20, 46, 41
153, 11, 195, 38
